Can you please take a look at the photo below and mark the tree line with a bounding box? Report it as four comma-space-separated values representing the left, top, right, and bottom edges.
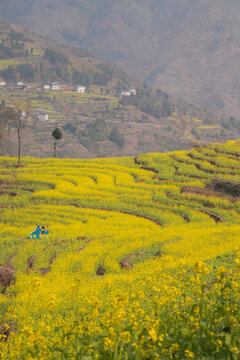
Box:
0, 48, 120, 86
119, 87, 172, 119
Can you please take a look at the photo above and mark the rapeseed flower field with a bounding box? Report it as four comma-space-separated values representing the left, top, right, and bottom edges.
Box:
0, 140, 240, 359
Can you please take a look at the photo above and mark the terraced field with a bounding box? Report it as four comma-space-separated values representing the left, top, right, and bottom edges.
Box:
0, 90, 119, 110
0, 140, 240, 359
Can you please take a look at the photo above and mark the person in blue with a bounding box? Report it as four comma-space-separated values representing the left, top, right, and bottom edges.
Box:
30, 225, 48, 239
35, 225, 41, 239
41, 226, 49, 235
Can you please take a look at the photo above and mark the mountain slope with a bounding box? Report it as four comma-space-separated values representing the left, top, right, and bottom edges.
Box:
1, 20, 240, 160
1, 0, 240, 116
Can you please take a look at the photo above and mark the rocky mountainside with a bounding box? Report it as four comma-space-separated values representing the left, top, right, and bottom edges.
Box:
1, 0, 239, 117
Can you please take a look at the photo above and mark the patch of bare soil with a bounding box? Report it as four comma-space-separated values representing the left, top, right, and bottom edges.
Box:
182, 179, 240, 202
120, 254, 137, 270
0, 191, 17, 197
78, 239, 92, 252
96, 265, 105, 276
38, 267, 50, 276
198, 209, 224, 224
207, 179, 240, 197
0, 265, 15, 290
6, 253, 16, 266
20, 187, 35, 192
0, 322, 16, 342
26, 255, 36, 271
49, 252, 57, 265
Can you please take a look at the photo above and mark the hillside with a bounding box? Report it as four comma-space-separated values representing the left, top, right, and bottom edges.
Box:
0, 140, 240, 358
1, 20, 240, 159
0, 1, 240, 116
0, 21, 132, 87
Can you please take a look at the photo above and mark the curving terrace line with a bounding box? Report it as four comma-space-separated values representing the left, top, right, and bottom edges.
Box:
153, 198, 223, 224
170, 155, 237, 176
214, 148, 240, 158
135, 156, 206, 181
188, 153, 240, 171
69, 203, 163, 226
135, 157, 159, 174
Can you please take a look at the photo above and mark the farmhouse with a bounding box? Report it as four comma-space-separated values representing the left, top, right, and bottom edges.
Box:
38, 113, 49, 121
120, 88, 136, 96
51, 82, 60, 90
0, 81, 6, 87
74, 85, 86, 93
17, 81, 24, 86
43, 84, 50, 90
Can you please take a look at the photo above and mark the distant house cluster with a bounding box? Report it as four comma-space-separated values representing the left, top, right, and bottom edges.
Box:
38, 113, 49, 121
119, 88, 136, 97
32, 112, 49, 122
43, 82, 60, 91
74, 85, 86, 93
0, 81, 27, 89
42, 82, 86, 93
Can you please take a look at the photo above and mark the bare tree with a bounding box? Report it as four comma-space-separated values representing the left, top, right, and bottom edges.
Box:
5, 100, 31, 166
0, 109, 8, 155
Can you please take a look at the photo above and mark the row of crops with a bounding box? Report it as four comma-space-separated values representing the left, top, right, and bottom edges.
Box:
0, 140, 240, 359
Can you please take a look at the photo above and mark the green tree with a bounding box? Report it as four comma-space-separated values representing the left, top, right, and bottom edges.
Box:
108, 127, 124, 148
52, 128, 63, 158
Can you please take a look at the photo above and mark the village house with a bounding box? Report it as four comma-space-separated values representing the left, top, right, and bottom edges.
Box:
51, 82, 60, 91
38, 113, 49, 121
74, 85, 86, 93
120, 88, 136, 96
17, 81, 24, 86
43, 84, 50, 90
0, 81, 6, 87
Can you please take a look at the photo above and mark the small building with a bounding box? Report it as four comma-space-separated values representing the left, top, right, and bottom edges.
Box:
51, 82, 60, 91
0, 81, 6, 87
17, 81, 24, 86
120, 88, 136, 96
74, 85, 86, 93
21, 111, 27, 119
38, 113, 49, 121
43, 84, 50, 90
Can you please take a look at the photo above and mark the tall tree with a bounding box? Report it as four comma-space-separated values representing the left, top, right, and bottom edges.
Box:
52, 128, 62, 158
5, 100, 31, 166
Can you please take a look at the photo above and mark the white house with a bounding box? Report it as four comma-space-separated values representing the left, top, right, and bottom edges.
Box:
21, 111, 27, 119
74, 85, 86, 93
120, 88, 136, 96
51, 82, 60, 91
43, 84, 50, 90
38, 113, 49, 121
0, 81, 6, 87
17, 81, 24, 86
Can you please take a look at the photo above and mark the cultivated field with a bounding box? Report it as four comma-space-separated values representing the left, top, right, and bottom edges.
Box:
0, 140, 240, 359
